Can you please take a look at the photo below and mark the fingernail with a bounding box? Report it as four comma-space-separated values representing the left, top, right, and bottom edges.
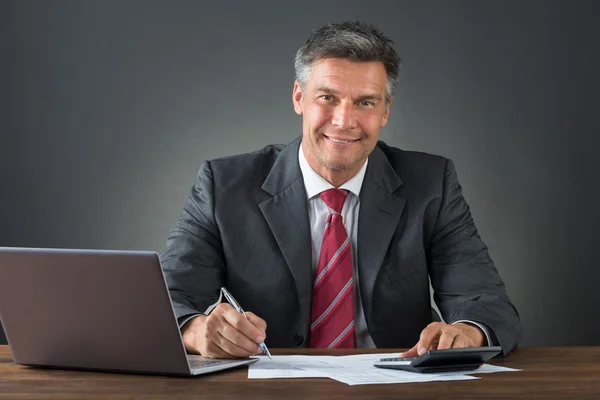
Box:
256, 336, 265, 343
418, 347, 427, 355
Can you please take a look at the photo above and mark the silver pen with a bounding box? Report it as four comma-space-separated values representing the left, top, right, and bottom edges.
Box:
220, 287, 272, 359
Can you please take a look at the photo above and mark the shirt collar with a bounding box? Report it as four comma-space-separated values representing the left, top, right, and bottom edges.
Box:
298, 142, 368, 200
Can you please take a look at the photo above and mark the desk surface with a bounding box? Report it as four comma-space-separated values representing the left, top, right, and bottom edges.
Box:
1, 346, 599, 399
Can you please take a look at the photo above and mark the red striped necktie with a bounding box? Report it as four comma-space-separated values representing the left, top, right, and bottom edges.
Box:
309, 188, 355, 348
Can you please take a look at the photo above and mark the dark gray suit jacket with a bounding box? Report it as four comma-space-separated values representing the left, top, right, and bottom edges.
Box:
160, 137, 522, 354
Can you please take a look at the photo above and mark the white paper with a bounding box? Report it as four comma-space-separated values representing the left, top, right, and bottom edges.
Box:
317, 353, 476, 385
248, 353, 513, 385
248, 355, 334, 379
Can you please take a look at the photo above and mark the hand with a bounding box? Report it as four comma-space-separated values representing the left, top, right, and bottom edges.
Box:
181, 303, 267, 359
400, 322, 485, 358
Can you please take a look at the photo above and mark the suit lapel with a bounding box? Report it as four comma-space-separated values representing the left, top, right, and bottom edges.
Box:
357, 145, 406, 327
258, 137, 313, 329
257, 139, 406, 336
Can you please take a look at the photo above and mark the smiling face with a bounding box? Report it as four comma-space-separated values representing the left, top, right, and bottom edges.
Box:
293, 58, 392, 187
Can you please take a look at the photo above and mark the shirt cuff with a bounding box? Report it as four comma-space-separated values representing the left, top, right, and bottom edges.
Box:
177, 290, 224, 329
452, 320, 493, 346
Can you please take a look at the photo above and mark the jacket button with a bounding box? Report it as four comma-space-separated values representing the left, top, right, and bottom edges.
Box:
293, 334, 304, 347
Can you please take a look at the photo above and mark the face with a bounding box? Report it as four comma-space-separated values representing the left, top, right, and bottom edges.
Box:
293, 58, 391, 185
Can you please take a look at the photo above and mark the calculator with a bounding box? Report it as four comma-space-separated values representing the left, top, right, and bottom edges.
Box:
374, 346, 502, 373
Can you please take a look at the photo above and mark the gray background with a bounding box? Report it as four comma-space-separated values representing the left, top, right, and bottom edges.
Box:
1, 0, 599, 347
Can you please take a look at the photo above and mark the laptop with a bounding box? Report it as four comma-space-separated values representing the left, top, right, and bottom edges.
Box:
0, 247, 258, 376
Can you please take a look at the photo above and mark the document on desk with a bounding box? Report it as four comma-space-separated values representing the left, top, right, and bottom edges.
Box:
248, 353, 518, 385
247, 355, 334, 379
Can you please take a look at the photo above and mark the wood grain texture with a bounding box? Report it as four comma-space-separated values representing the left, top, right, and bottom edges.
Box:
1, 346, 599, 399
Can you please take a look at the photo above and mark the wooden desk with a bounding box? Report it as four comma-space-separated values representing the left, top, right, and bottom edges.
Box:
1, 346, 599, 399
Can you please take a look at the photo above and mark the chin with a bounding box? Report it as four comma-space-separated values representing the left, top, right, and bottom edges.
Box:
322, 156, 362, 172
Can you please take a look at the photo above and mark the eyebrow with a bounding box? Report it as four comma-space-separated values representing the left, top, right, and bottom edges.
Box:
314, 86, 383, 102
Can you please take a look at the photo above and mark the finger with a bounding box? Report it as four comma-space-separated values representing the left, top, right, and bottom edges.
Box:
222, 309, 265, 345
399, 343, 419, 358
427, 338, 439, 351
214, 331, 259, 358
202, 309, 260, 355
192, 318, 236, 359
436, 329, 458, 350
245, 312, 267, 336
451, 335, 470, 349
217, 314, 264, 354
416, 323, 443, 355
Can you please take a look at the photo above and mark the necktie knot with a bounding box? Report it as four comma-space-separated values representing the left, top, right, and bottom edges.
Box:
320, 189, 348, 215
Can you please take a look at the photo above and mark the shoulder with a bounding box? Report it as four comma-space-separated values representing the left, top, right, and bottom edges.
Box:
376, 140, 451, 177
208, 143, 285, 173
374, 141, 462, 202
196, 142, 289, 193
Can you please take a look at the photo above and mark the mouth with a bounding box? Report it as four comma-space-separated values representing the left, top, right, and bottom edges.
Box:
323, 135, 360, 145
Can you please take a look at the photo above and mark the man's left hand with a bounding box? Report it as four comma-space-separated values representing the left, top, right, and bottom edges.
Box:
400, 322, 485, 357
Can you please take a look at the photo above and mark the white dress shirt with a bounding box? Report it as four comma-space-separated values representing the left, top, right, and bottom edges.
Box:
298, 145, 376, 347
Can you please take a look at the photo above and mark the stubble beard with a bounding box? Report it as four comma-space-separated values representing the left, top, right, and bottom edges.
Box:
314, 138, 370, 172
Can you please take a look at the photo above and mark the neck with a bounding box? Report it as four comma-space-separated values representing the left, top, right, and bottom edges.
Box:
301, 142, 365, 188
315, 167, 360, 188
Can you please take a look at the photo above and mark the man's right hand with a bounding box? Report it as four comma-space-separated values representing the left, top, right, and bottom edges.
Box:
181, 303, 267, 358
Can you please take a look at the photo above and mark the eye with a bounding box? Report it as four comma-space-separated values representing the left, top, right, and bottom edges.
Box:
319, 95, 333, 101
359, 100, 375, 107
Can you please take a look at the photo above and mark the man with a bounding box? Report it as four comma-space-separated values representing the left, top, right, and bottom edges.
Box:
160, 21, 522, 359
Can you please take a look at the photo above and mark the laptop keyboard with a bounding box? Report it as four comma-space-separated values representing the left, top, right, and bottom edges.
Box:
188, 358, 228, 368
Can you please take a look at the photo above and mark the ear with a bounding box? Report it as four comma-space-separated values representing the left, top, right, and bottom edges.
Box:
292, 81, 303, 115
381, 98, 393, 127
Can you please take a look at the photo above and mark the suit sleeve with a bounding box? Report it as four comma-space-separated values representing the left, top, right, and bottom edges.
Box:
160, 161, 225, 323
428, 159, 523, 355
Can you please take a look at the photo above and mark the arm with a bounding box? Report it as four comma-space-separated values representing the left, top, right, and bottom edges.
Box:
160, 162, 266, 358
428, 159, 522, 355
160, 161, 225, 321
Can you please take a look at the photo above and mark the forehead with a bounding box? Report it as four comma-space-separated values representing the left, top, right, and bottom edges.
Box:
306, 58, 387, 93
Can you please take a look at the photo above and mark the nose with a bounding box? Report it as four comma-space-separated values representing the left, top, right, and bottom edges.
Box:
331, 101, 357, 130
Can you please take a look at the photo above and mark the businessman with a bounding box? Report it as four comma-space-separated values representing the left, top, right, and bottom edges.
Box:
160, 21, 522, 359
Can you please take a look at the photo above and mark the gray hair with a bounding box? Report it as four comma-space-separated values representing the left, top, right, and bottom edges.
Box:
294, 21, 402, 102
